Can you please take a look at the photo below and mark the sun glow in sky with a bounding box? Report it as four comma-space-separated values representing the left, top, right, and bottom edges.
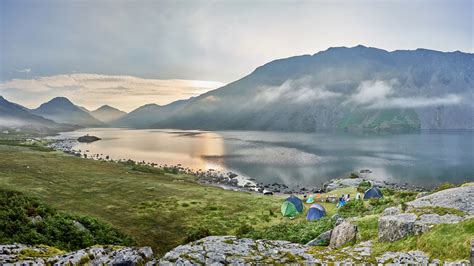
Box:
0, 0, 472, 111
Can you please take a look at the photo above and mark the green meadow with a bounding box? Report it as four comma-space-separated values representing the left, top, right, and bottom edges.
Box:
0, 140, 339, 255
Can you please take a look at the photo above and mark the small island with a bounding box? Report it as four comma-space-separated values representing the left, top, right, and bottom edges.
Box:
77, 135, 101, 143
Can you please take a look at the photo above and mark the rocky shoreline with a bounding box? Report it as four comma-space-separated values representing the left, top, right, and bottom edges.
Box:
48, 138, 428, 196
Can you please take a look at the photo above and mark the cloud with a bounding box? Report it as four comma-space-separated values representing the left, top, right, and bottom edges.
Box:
0, 74, 225, 112
255, 78, 342, 104
347, 80, 464, 109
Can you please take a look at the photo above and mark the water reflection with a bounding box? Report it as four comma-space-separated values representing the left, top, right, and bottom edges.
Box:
57, 128, 474, 188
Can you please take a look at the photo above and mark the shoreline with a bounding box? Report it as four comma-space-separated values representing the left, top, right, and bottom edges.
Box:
47, 137, 428, 195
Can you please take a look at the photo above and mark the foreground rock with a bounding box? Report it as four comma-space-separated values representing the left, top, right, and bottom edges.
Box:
378, 185, 473, 242
0, 244, 154, 265
407, 184, 474, 215
378, 213, 426, 242
329, 221, 357, 247
159, 236, 319, 264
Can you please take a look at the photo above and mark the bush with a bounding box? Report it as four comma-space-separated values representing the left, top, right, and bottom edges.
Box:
338, 200, 368, 217
235, 223, 254, 237
0, 189, 135, 251
183, 227, 210, 243
433, 182, 456, 193
243, 217, 335, 244
357, 181, 372, 193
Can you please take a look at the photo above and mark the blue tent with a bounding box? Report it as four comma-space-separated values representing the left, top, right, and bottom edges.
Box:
364, 187, 383, 200
306, 204, 326, 221
285, 195, 304, 213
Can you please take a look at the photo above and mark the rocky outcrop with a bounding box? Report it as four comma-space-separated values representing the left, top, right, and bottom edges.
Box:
407, 185, 474, 215
0, 244, 154, 265
159, 236, 319, 264
378, 213, 427, 242
306, 230, 332, 246
381, 206, 401, 216
378, 212, 467, 242
329, 221, 357, 247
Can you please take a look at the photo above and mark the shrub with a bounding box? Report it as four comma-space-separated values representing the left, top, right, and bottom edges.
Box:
357, 181, 372, 193
183, 227, 210, 243
338, 200, 367, 217
235, 223, 254, 237
0, 189, 135, 251
244, 217, 335, 244
433, 182, 456, 193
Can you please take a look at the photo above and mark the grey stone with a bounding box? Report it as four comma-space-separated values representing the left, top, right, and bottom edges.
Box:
329, 221, 357, 247
306, 229, 332, 246
378, 213, 427, 242
407, 185, 474, 215
417, 213, 465, 225
382, 206, 401, 216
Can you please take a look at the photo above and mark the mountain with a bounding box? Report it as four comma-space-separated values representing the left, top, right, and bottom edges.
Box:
148, 45, 474, 132
111, 99, 190, 128
90, 105, 126, 123
0, 96, 78, 133
32, 97, 104, 127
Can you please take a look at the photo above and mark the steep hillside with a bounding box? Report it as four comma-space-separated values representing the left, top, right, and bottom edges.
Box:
111, 99, 189, 128
32, 97, 104, 127
0, 96, 77, 133
149, 46, 473, 132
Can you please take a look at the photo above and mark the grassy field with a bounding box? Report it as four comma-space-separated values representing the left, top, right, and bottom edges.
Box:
0, 141, 344, 255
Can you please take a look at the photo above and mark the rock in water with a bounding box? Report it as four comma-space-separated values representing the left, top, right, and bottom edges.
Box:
329, 221, 357, 247
77, 135, 101, 143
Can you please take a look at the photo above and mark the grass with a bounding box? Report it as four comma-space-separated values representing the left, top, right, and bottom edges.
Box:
0, 142, 286, 255
356, 214, 379, 241
0, 189, 135, 251
371, 218, 474, 261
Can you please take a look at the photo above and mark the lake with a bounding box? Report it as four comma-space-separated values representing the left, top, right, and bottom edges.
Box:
57, 128, 474, 189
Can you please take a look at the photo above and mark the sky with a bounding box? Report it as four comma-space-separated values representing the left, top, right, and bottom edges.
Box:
0, 0, 473, 111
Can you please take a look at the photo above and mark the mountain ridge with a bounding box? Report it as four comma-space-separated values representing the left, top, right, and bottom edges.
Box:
32, 97, 104, 127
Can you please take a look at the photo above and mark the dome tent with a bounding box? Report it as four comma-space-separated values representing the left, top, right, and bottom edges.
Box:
281, 195, 304, 217
363, 187, 383, 200
306, 203, 326, 221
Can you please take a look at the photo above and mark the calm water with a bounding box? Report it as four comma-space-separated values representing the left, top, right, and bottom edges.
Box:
57, 128, 474, 188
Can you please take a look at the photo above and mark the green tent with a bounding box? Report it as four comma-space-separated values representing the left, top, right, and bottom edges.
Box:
281, 200, 299, 217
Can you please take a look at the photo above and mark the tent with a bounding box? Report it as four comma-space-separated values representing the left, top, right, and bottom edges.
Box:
306, 195, 315, 204
364, 187, 383, 200
306, 204, 326, 221
281, 195, 304, 217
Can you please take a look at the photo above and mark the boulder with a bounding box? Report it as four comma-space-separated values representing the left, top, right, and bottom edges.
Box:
159, 236, 320, 264
329, 221, 357, 247
306, 230, 332, 246
378, 213, 427, 242
417, 214, 465, 225
406, 185, 474, 215
381, 206, 401, 216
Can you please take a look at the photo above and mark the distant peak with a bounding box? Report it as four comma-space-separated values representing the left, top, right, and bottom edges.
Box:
48, 96, 73, 104
94, 104, 124, 112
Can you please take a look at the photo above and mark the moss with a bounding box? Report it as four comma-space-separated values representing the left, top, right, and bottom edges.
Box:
411, 206, 467, 217
18, 246, 64, 260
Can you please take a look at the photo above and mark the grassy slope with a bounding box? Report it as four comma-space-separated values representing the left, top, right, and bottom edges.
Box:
0, 142, 345, 255
0, 144, 281, 255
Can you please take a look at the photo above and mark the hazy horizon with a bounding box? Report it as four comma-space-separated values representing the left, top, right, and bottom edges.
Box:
1, 0, 472, 111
